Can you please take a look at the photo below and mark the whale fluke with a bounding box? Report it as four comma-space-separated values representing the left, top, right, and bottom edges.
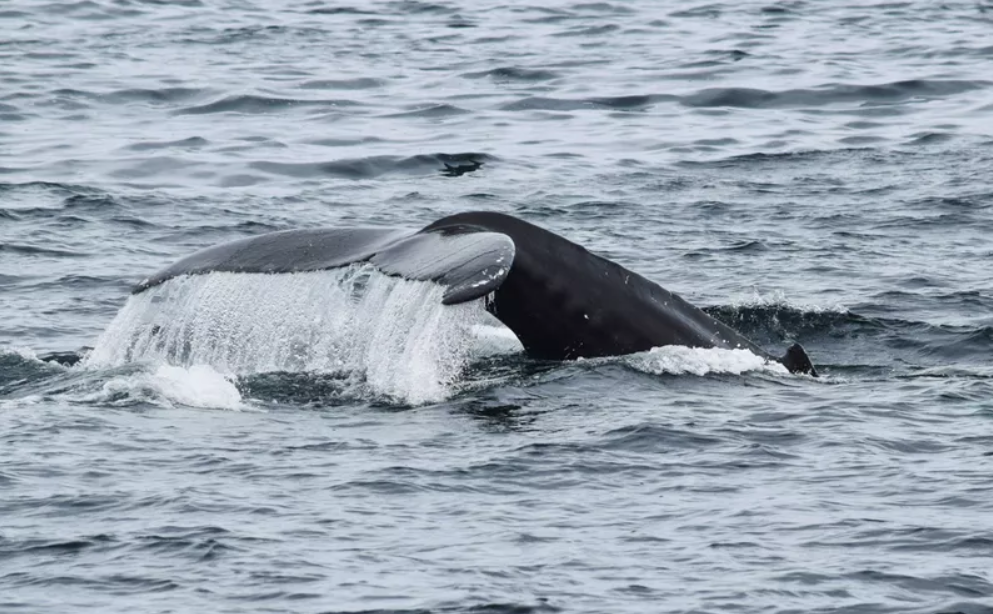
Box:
134, 226, 514, 306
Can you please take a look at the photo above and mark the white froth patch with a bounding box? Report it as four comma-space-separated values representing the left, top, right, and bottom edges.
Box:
84, 266, 490, 405
149, 364, 243, 410
80, 364, 243, 410
731, 289, 848, 314
625, 346, 787, 377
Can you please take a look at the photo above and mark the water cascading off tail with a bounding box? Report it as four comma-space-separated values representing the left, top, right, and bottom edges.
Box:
84, 265, 492, 404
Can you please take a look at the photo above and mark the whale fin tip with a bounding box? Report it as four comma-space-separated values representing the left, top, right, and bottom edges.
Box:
781, 343, 817, 377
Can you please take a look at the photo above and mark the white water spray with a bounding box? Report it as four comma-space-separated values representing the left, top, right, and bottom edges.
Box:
85, 266, 495, 404
624, 346, 787, 377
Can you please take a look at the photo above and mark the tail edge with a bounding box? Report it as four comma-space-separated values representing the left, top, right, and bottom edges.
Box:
781, 343, 818, 377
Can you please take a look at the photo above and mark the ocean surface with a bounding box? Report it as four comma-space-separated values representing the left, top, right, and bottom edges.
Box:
2, 1, 992, 612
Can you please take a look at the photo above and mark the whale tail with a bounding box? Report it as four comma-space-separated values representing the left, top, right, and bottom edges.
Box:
781, 343, 818, 377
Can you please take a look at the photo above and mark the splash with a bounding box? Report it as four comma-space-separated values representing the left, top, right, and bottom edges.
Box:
85, 266, 493, 405
623, 346, 787, 377
729, 289, 849, 314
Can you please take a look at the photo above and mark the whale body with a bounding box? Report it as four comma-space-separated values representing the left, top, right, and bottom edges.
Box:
132, 211, 817, 376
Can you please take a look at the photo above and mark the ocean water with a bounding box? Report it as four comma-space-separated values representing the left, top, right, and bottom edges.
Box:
2, 1, 992, 612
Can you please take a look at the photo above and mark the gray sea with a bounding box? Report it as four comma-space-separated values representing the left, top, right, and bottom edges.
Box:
2, 1, 992, 613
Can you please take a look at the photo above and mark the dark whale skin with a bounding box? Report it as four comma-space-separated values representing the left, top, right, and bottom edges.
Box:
423, 211, 775, 361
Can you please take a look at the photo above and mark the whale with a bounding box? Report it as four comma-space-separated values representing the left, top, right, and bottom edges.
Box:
128, 211, 816, 375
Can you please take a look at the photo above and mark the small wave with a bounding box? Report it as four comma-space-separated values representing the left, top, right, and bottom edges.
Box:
552, 23, 621, 37
677, 147, 877, 169
63, 193, 120, 210
705, 301, 858, 341
904, 365, 993, 380
0, 181, 103, 214
179, 24, 328, 46
461, 66, 560, 82
306, 6, 378, 15
892, 196, 993, 219
107, 156, 196, 181
2, 569, 180, 593
0, 111, 26, 122
0, 111, 27, 121
26, 274, 123, 292
134, 526, 235, 562
124, 136, 209, 152
681, 79, 988, 109
0, 347, 104, 402
250, 152, 492, 180
298, 77, 384, 90
317, 602, 560, 614
0, 347, 54, 388
599, 423, 723, 452
48, 87, 205, 107
573, 2, 635, 14
237, 371, 368, 407
683, 239, 770, 256
30, 0, 146, 18
174, 95, 357, 116
100, 87, 203, 106
925, 325, 993, 361
500, 79, 986, 114
390, 1, 457, 15
384, 103, 471, 118
446, 602, 562, 614
501, 94, 672, 112
0, 534, 117, 559
705, 298, 993, 365
907, 131, 956, 146
0, 243, 85, 257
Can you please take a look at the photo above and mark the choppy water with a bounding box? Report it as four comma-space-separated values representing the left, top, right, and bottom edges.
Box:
2, 1, 993, 613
